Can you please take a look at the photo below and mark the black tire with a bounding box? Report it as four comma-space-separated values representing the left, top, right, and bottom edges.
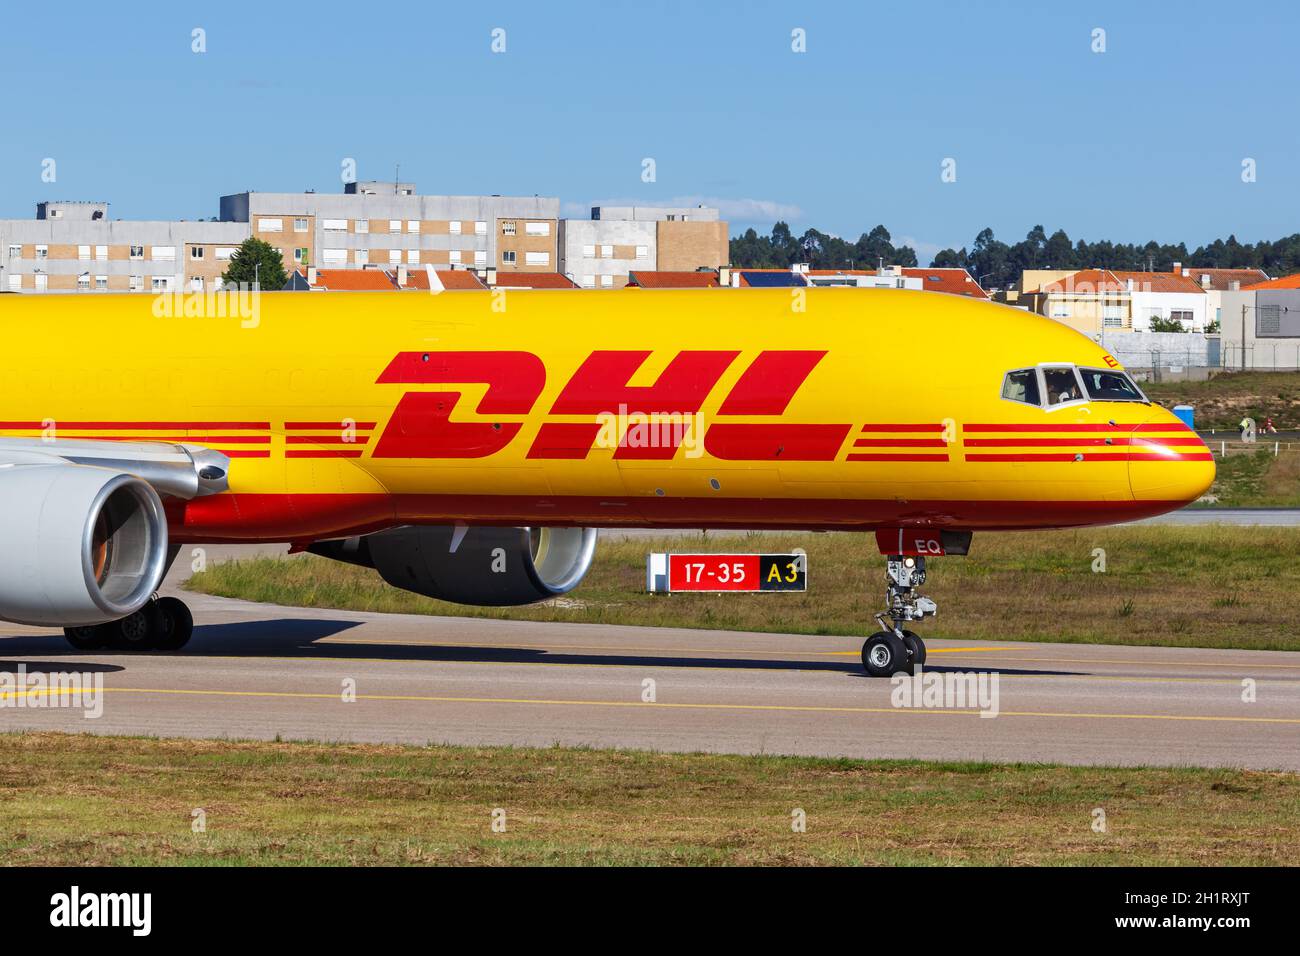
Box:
861, 631, 909, 677
901, 630, 926, 669
108, 601, 165, 651
63, 624, 108, 651
154, 596, 194, 651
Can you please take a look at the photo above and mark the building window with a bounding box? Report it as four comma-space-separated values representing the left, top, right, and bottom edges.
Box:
129, 244, 144, 259
78, 245, 91, 260
1258, 305, 1282, 335
635, 245, 649, 260
389, 219, 402, 232
389, 250, 402, 265
582, 244, 595, 258
1169, 310, 1193, 326
502, 250, 517, 265
581, 275, 595, 288
355, 219, 369, 234
407, 249, 420, 265
600, 244, 613, 258
129, 275, 143, 292
407, 220, 420, 234
95, 275, 108, 291
294, 218, 309, 233
7, 244, 21, 259
474, 221, 487, 236
525, 251, 549, 267
294, 248, 308, 264
601, 275, 614, 288
151, 276, 171, 292
6, 274, 20, 292
449, 250, 462, 264
35, 245, 48, 259
95, 245, 107, 260
151, 246, 176, 261
474, 250, 487, 266
321, 248, 347, 264
189, 277, 203, 292
1102, 305, 1125, 328
449, 221, 462, 235
258, 218, 283, 232
524, 221, 549, 237
191, 246, 204, 259
502, 221, 516, 236
35, 274, 47, 292
77, 274, 91, 291
322, 219, 347, 232
354, 249, 368, 266
215, 247, 236, 260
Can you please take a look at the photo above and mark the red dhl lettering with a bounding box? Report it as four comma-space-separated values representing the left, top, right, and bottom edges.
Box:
370, 349, 849, 461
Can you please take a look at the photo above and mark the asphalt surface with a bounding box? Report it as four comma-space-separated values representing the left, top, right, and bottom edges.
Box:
1, 542, 1297, 771
1137, 508, 1300, 526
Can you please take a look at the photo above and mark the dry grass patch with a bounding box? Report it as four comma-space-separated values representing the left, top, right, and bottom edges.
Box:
2, 733, 1297, 866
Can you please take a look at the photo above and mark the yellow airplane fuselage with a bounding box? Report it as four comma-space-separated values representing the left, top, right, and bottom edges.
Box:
0, 287, 1214, 543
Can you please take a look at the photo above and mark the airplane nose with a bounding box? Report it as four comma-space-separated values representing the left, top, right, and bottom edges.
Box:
1127, 407, 1216, 507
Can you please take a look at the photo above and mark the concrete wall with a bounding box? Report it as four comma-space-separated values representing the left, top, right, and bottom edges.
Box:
1220, 289, 1300, 370
1094, 330, 1214, 381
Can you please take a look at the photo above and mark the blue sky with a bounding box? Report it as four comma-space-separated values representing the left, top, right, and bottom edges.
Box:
1, 0, 1296, 261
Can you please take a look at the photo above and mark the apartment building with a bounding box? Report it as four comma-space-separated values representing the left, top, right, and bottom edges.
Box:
0, 201, 250, 294
1021, 268, 1210, 333
558, 206, 728, 289
219, 184, 560, 277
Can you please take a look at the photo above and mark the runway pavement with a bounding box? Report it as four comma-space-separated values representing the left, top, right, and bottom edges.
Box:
2, 565, 1298, 770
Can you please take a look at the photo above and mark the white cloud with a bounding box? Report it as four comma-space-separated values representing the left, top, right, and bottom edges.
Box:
564, 195, 802, 223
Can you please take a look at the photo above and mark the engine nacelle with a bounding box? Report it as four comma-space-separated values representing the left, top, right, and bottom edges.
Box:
309, 525, 598, 607
0, 463, 169, 626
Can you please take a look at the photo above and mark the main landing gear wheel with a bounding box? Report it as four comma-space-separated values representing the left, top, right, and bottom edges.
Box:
109, 601, 165, 651
153, 596, 194, 651
62, 596, 196, 652
63, 625, 107, 651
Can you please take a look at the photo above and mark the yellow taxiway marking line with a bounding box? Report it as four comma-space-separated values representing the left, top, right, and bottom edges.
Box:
7, 685, 1299, 724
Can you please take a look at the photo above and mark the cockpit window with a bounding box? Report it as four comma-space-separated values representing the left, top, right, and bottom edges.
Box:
1001, 369, 1041, 406
1043, 367, 1084, 406
1079, 367, 1146, 402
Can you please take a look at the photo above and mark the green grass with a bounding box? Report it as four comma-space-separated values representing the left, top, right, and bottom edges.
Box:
1144, 370, 1300, 431
187, 526, 1300, 651
2, 732, 1296, 865
1196, 447, 1300, 507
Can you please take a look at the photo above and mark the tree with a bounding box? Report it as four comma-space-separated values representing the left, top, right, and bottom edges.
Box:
221, 237, 287, 290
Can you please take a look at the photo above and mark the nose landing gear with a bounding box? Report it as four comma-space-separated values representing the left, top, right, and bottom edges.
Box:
860, 554, 937, 677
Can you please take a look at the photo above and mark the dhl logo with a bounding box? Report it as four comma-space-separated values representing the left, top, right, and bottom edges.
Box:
371, 349, 852, 461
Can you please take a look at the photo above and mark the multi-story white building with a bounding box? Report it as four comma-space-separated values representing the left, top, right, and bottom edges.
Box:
220, 184, 560, 278
559, 206, 728, 289
1, 201, 250, 294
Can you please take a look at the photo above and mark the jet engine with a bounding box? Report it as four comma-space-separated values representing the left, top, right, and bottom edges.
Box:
0, 462, 169, 626
309, 525, 598, 606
